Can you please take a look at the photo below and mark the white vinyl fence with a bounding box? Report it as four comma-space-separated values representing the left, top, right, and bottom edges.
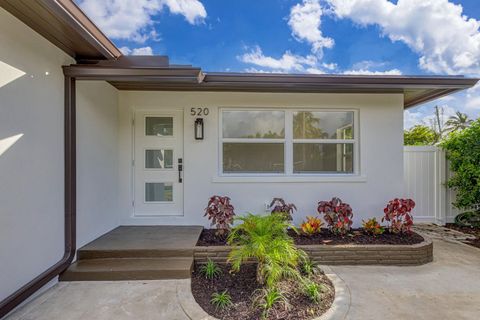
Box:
404, 146, 458, 225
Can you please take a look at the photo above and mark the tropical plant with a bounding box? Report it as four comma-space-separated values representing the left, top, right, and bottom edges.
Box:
301, 257, 319, 276
404, 125, 437, 146
445, 111, 473, 132
269, 198, 297, 221
382, 198, 415, 234
441, 119, 480, 214
210, 290, 233, 310
199, 259, 222, 279
227, 213, 305, 288
317, 197, 353, 235
301, 216, 324, 235
302, 279, 323, 303
254, 288, 287, 319
204, 195, 235, 236
362, 217, 385, 236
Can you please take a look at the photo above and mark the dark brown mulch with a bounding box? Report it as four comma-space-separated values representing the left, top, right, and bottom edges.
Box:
191, 263, 334, 320
445, 223, 480, 249
289, 229, 424, 245
196, 228, 424, 246
196, 229, 228, 246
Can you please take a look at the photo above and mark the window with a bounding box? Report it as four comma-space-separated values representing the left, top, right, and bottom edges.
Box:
220, 109, 357, 175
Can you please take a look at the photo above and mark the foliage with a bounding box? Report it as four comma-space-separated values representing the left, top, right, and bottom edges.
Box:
317, 197, 353, 235
301, 216, 324, 235
445, 111, 473, 132
227, 213, 305, 288
270, 198, 297, 221
210, 290, 232, 310
199, 259, 222, 279
254, 288, 287, 319
382, 198, 415, 234
454, 211, 480, 228
301, 257, 320, 277
204, 195, 235, 236
404, 125, 437, 146
302, 279, 323, 304
441, 119, 480, 211
362, 217, 385, 236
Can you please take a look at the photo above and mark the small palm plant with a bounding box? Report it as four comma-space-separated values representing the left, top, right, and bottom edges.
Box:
199, 259, 222, 279
227, 213, 305, 288
210, 290, 233, 310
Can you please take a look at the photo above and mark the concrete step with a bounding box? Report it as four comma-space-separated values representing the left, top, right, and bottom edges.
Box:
78, 248, 194, 260
60, 257, 193, 281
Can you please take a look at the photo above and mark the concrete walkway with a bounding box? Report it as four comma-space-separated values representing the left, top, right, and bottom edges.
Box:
5, 239, 480, 320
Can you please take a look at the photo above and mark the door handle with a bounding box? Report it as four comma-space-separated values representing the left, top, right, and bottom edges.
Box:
178, 158, 183, 183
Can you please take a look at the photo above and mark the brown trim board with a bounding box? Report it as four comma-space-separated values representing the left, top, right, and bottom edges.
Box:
0, 76, 77, 319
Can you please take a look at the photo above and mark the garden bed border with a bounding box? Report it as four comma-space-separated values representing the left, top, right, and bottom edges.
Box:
194, 238, 433, 266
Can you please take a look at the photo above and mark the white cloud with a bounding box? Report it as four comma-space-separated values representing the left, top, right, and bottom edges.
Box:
466, 82, 480, 110
78, 0, 206, 43
343, 68, 402, 75
239, 46, 319, 73
327, 0, 480, 75
119, 46, 154, 55
288, 0, 334, 57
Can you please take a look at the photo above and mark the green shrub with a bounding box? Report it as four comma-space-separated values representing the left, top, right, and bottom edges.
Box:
199, 259, 222, 279
210, 290, 232, 310
254, 288, 287, 319
301, 257, 319, 276
227, 213, 305, 288
441, 119, 480, 211
302, 279, 323, 303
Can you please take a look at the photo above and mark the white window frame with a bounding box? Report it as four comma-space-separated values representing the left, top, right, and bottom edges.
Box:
218, 108, 360, 178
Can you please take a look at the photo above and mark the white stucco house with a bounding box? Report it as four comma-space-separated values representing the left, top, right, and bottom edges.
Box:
0, 0, 478, 318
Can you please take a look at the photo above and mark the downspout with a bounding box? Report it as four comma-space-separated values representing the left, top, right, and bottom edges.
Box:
0, 76, 77, 318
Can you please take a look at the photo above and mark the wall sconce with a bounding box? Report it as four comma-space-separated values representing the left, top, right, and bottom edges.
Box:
194, 118, 204, 140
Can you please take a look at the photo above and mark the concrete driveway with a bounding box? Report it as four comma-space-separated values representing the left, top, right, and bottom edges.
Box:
5, 239, 480, 320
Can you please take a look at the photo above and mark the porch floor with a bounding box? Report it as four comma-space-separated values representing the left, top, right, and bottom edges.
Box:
78, 226, 203, 257
60, 226, 203, 281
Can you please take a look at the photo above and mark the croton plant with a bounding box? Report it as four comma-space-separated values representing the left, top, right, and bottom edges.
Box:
382, 198, 415, 234
301, 216, 323, 235
270, 197, 297, 221
204, 195, 235, 236
317, 197, 353, 235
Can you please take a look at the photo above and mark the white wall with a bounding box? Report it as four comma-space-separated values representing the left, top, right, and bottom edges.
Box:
118, 91, 405, 227
76, 81, 119, 248
0, 8, 74, 301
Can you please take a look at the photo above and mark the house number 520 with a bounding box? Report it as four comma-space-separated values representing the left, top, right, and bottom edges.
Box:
190, 107, 209, 116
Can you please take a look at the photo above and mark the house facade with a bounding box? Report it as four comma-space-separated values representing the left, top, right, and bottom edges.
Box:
0, 1, 478, 318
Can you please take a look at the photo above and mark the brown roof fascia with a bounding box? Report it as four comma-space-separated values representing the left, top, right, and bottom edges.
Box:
45, 0, 122, 59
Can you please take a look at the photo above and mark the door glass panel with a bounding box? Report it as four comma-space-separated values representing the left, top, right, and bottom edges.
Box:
293, 111, 354, 139
145, 149, 173, 169
145, 117, 173, 136
293, 143, 353, 173
222, 111, 285, 138
223, 143, 284, 173
145, 182, 173, 202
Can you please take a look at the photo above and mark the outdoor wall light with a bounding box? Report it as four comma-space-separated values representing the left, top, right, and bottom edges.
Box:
194, 118, 204, 140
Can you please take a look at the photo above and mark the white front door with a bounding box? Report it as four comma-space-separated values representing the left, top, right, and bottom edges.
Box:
134, 110, 184, 216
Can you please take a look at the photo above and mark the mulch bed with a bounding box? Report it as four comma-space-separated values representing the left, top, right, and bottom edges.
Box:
445, 223, 480, 249
191, 263, 334, 320
197, 228, 424, 246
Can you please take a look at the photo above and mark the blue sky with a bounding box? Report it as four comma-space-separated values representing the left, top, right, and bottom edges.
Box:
77, 0, 480, 128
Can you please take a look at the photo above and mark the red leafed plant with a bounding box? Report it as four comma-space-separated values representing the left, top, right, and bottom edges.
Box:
317, 197, 353, 235
204, 195, 235, 236
270, 198, 297, 221
382, 198, 415, 234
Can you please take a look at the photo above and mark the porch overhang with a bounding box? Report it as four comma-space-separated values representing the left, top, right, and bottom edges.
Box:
63, 61, 478, 109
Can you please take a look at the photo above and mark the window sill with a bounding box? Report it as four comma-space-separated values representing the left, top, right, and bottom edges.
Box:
212, 174, 367, 183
